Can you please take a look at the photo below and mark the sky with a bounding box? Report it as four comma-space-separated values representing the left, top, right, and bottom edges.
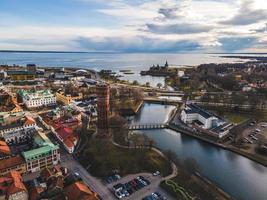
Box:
0, 0, 267, 53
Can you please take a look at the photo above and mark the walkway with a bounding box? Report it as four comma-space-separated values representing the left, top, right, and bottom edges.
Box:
128, 123, 167, 130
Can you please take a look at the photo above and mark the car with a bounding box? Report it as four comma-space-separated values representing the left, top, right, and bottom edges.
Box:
255, 129, 261, 132
114, 190, 125, 199
261, 124, 267, 128
123, 189, 129, 196
74, 172, 80, 177
152, 193, 159, 199
153, 171, 160, 176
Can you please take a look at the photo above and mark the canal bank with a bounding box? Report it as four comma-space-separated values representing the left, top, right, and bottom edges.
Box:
130, 103, 267, 200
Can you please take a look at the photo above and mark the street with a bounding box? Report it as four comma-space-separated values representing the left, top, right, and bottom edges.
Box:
60, 153, 116, 200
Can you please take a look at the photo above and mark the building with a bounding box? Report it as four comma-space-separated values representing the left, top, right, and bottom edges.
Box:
0, 140, 11, 158
18, 89, 56, 109
0, 90, 22, 113
0, 114, 36, 143
0, 156, 27, 176
54, 127, 78, 154
22, 132, 60, 173
64, 181, 100, 200
180, 104, 232, 138
96, 83, 110, 137
0, 171, 28, 200
26, 64, 37, 72
7, 70, 36, 81
56, 91, 83, 105
181, 104, 219, 129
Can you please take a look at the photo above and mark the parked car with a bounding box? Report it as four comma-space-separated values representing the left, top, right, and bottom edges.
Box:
153, 171, 160, 176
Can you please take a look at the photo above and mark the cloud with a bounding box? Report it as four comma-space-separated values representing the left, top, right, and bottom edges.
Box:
250, 23, 267, 33
220, 0, 267, 25
75, 36, 202, 52
145, 23, 213, 34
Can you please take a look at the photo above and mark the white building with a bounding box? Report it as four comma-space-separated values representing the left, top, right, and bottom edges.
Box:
18, 89, 56, 108
0, 115, 37, 144
181, 104, 219, 129
180, 104, 232, 138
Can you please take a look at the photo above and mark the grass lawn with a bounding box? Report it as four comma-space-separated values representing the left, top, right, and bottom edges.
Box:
78, 139, 172, 177
222, 112, 249, 124
161, 172, 215, 200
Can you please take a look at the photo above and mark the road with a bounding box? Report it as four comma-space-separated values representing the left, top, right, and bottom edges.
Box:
60, 153, 116, 200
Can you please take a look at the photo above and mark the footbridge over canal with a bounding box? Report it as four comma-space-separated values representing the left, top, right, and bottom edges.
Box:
128, 123, 168, 130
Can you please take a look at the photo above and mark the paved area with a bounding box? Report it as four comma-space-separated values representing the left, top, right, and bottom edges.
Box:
106, 173, 175, 200
60, 153, 116, 200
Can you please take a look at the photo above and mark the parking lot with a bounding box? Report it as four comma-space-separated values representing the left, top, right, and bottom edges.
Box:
241, 122, 267, 146
107, 173, 175, 200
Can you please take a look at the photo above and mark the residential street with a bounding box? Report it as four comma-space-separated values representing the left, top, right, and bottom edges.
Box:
60, 153, 116, 200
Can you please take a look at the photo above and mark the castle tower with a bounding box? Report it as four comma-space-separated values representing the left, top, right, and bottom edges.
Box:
96, 83, 110, 137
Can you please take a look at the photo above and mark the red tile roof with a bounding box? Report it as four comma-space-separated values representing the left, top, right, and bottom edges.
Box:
6, 171, 27, 196
64, 181, 99, 200
0, 140, 11, 155
0, 156, 25, 171
56, 127, 74, 141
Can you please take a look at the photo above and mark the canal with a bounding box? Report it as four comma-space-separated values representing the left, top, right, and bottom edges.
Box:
130, 103, 267, 200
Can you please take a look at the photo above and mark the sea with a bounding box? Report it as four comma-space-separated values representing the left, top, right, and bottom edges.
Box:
0, 52, 264, 86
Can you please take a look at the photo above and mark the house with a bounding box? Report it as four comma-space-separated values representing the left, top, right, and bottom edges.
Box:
55, 127, 77, 154
64, 181, 100, 200
0, 156, 27, 176
0, 115, 37, 144
0, 171, 28, 200
56, 91, 83, 105
0, 140, 11, 158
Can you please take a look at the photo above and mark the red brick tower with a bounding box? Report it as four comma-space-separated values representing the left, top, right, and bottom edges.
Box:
96, 83, 110, 137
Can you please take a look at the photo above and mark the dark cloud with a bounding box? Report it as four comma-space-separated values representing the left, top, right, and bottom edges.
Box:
145, 23, 212, 34
158, 8, 178, 20
218, 36, 258, 51
220, 0, 267, 25
75, 36, 202, 53
250, 23, 267, 33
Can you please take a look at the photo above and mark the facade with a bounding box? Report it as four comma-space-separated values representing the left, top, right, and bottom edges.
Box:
0, 171, 28, 200
0, 156, 27, 176
0, 115, 36, 141
7, 70, 36, 81
22, 132, 60, 173
181, 104, 219, 129
18, 89, 56, 109
96, 83, 110, 137
56, 91, 83, 105
180, 104, 231, 138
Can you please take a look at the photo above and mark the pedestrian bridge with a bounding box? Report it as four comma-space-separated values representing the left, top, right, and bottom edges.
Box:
128, 123, 167, 130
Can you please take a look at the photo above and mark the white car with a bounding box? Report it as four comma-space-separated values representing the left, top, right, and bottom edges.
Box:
153, 171, 160, 176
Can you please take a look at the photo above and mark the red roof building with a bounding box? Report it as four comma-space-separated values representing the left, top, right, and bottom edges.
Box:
64, 181, 100, 200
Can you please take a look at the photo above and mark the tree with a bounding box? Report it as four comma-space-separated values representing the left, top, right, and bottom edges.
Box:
133, 80, 139, 85
145, 82, 150, 87
157, 83, 163, 89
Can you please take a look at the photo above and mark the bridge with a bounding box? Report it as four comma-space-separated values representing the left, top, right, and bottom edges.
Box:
128, 123, 167, 130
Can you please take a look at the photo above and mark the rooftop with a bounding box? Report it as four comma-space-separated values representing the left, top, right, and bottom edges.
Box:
185, 104, 214, 119
0, 156, 25, 171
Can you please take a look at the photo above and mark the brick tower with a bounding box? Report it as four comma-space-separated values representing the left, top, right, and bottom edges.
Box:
96, 83, 110, 137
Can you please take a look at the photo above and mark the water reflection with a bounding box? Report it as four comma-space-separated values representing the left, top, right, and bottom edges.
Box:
130, 103, 267, 200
